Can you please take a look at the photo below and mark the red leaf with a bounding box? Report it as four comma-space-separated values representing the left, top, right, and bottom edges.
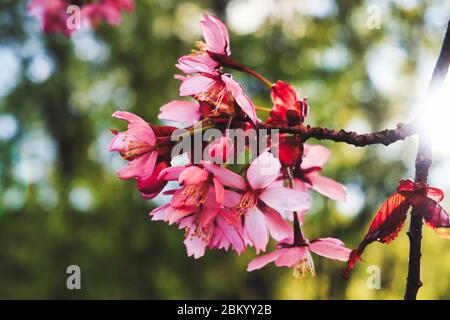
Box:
426, 187, 445, 203
344, 192, 410, 278
412, 195, 450, 238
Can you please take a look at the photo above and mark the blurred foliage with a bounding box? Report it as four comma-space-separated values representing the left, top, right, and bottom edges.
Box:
0, 0, 449, 299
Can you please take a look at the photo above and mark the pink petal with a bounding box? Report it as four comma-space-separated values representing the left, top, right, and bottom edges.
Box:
213, 177, 225, 205
158, 166, 188, 181
179, 75, 215, 96
200, 13, 230, 56
178, 166, 209, 185
301, 144, 330, 169
112, 111, 146, 125
309, 173, 347, 201
176, 54, 218, 74
200, 186, 220, 226
216, 216, 245, 254
202, 161, 246, 190
259, 186, 310, 212
264, 207, 293, 241
116, 151, 157, 179
247, 152, 281, 190
184, 234, 208, 259
245, 206, 269, 254
112, 111, 156, 145
274, 247, 307, 268
221, 75, 257, 123
309, 238, 351, 261
165, 206, 198, 225
158, 100, 201, 126
149, 204, 169, 221
223, 190, 243, 208
247, 249, 286, 271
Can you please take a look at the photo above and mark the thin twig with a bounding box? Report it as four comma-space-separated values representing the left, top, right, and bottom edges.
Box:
263, 122, 417, 147
404, 19, 450, 300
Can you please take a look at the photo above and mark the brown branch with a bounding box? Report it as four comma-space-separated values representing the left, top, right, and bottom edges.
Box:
263, 122, 417, 147
405, 19, 450, 300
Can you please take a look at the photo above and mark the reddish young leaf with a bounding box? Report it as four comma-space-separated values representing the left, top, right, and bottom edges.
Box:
344, 192, 410, 278
411, 195, 450, 238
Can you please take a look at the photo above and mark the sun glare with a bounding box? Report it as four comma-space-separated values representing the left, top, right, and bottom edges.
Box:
422, 72, 450, 155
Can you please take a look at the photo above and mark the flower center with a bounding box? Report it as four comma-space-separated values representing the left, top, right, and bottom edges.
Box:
236, 191, 258, 216
293, 251, 315, 279
120, 133, 154, 160
181, 182, 209, 207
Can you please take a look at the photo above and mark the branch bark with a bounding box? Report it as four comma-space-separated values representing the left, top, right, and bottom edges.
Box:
404, 19, 450, 300
264, 122, 417, 147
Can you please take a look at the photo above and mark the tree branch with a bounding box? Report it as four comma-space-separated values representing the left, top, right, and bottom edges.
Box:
404, 19, 450, 300
263, 122, 417, 147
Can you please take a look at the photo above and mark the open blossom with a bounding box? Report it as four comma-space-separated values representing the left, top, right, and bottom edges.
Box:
227, 152, 310, 253
247, 237, 351, 277
150, 163, 247, 258
177, 62, 257, 123
28, 0, 134, 37
109, 111, 159, 179
293, 144, 347, 201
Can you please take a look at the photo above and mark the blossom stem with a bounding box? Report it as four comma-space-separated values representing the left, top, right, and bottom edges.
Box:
287, 167, 305, 245
216, 56, 274, 88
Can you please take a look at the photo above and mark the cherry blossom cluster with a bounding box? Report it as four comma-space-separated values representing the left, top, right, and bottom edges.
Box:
109, 13, 352, 277
28, 0, 134, 37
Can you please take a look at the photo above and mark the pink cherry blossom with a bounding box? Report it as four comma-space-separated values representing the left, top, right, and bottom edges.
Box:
200, 13, 231, 57
155, 163, 245, 228
28, 0, 73, 37
81, 0, 134, 28
247, 236, 351, 277
109, 111, 158, 180
29, 0, 135, 37
176, 60, 257, 123
294, 144, 347, 201
222, 152, 310, 253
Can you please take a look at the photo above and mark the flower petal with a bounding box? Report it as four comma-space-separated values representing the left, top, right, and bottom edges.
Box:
179, 75, 215, 96
178, 166, 209, 185
247, 249, 286, 271
247, 152, 281, 190
222, 75, 257, 123
158, 100, 201, 126
259, 186, 310, 212
274, 247, 307, 268
245, 206, 269, 254
301, 144, 330, 169
309, 238, 351, 261
264, 206, 293, 241
309, 173, 347, 201
202, 161, 246, 190
200, 13, 230, 56
117, 151, 157, 179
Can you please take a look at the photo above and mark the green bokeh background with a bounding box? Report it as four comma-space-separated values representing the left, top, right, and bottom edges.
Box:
0, 0, 449, 299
